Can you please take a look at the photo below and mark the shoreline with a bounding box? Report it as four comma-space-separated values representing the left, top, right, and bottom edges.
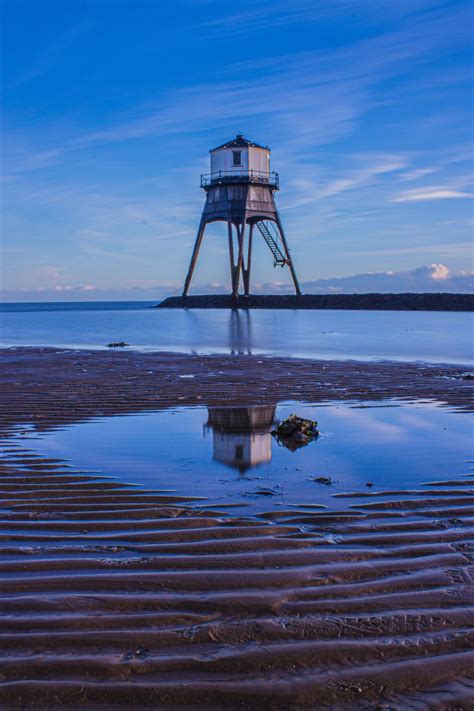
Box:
1, 343, 473, 368
0, 347, 473, 708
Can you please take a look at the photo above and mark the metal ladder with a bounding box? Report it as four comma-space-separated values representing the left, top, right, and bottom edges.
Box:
256, 221, 287, 267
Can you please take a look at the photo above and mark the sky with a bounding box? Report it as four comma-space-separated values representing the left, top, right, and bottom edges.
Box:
1, 0, 473, 300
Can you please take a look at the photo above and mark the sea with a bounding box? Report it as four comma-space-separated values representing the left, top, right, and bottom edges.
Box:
1, 300, 473, 364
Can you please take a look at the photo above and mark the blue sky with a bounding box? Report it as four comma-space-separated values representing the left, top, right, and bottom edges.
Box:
2, 0, 473, 300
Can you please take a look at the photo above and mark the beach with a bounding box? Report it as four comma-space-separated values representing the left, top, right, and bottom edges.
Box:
0, 347, 473, 708
4, 0, 473, 705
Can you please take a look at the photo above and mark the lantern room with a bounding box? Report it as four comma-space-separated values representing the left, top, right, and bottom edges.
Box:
208, 134, 271, 182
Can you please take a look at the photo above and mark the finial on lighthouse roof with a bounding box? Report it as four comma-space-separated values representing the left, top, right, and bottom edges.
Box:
210, 134, 268, 151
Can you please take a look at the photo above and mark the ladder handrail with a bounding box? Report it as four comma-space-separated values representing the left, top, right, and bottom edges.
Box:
256, 221, 288, 267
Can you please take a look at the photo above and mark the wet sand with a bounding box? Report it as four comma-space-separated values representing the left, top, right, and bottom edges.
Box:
0, 348, 473, 709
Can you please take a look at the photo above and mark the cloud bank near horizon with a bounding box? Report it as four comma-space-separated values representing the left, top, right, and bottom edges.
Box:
2, 264, 472, 302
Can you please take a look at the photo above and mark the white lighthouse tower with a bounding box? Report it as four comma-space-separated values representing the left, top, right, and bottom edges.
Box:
182, 134, 301, 299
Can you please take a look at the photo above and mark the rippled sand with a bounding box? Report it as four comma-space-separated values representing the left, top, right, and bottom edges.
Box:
0, 348, 472, 709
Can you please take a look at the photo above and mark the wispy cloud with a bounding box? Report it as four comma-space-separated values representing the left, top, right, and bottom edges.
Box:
346, 241, 473, 258
398, 167, 439, 181
392, 187, 473, 202
27, 1, 465, 159
199, 0, 452, 36
5, 22, 92, 89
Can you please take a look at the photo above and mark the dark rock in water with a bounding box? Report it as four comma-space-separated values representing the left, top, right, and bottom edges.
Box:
313, 476, 333, 485
459, 372, 474, 380
107, 342, 129, 348
272, 414, 319, 451
123, 648, 150, 660
254, 488, 277, 496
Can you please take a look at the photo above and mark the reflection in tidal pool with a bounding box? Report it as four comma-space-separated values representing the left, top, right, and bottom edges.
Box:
206, 405, 276, 473
16, 401, 473, 515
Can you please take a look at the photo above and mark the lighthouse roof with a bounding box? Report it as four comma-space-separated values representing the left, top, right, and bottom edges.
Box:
210, 134, 269, 152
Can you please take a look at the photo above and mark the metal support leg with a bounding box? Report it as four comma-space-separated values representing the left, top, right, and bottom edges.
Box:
233, 217, 246, 298
275, 213, 301, 296
227, 219, 236, 293
182, 218, 207, 296
243, 223, 253, 296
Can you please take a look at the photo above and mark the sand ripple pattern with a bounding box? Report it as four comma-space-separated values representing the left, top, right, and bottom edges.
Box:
0, 349, 473, 709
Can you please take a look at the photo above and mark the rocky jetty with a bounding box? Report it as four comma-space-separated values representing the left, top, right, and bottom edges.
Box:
156, 292, 474, 311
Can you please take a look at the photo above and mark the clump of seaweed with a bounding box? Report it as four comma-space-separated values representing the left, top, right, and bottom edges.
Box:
271, 414, 319, 451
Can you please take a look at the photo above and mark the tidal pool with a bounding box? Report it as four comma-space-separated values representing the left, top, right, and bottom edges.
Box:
13, 400, 473, 515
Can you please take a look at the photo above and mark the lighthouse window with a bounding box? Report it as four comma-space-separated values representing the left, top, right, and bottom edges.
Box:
232, 151, 242, 166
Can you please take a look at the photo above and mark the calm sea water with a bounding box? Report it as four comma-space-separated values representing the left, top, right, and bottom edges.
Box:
0, 300, 472, 364
13, 400, 474, 515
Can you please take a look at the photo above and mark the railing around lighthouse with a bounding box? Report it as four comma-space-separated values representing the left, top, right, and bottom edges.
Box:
200, 170, 279, 188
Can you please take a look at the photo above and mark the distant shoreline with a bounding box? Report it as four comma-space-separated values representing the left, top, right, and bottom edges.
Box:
157, 293, 474, 311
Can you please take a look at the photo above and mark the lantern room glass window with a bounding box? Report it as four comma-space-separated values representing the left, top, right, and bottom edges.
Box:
232, 151, 242, 167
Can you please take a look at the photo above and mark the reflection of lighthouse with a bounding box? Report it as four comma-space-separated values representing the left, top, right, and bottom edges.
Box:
205, 405, 276, 473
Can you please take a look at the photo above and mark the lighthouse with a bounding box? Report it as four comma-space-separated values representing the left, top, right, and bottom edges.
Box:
182, 135, 301, 298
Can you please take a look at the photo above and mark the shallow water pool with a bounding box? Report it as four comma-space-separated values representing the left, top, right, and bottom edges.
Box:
13, 400, 473, 515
